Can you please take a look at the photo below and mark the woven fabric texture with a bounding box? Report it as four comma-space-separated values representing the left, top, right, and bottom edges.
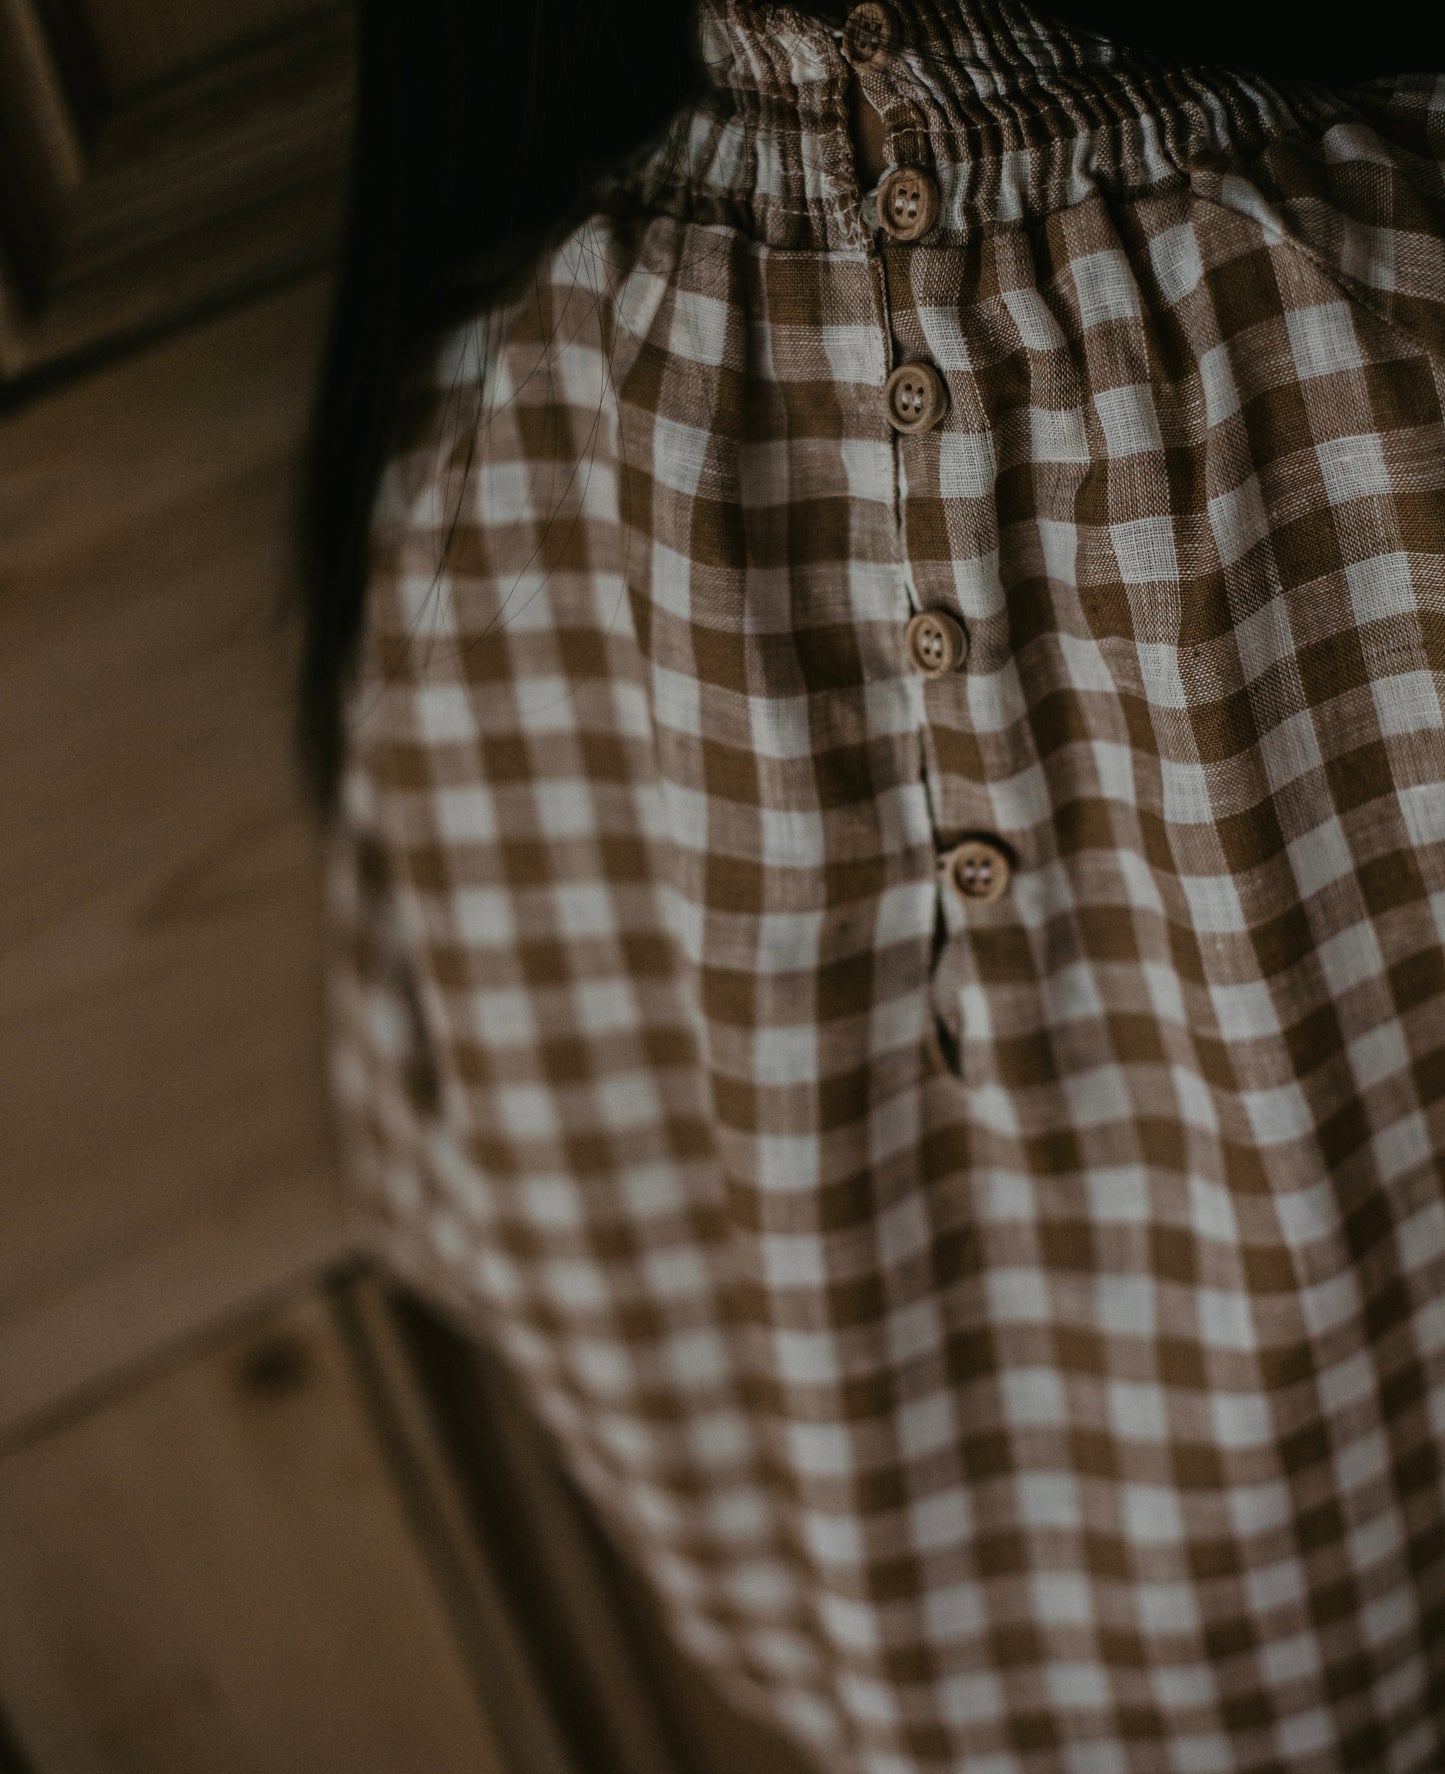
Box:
324, 2, 1445, 1766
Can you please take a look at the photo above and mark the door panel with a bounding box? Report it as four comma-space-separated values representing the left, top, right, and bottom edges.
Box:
0, 278, 342, 1443
0, 1290, 512, 1774
82, 0, 328, 93
0, 0, 350, 380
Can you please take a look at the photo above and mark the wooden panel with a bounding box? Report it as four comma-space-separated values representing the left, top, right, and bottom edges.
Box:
0, 278, 347, 1442
82, 0, 328, 95
0, 1289, 511, 1774
0, 0, 350, 380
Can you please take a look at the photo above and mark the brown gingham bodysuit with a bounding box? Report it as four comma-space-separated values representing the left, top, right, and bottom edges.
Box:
324, 2, 1445, 1766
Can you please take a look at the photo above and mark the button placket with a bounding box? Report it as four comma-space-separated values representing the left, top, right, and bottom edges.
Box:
837, 0, 939, 229
835, 3, 1016, 1001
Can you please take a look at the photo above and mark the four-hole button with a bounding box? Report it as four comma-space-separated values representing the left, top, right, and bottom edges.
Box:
877, 166, 939, 241
905, 609, 968, 676
841, 0, 901, 67
884, 362, 947, 433
946, 837, 1013, 904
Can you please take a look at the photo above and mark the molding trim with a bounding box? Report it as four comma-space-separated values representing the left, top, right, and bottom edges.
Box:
0, 0, 352, 379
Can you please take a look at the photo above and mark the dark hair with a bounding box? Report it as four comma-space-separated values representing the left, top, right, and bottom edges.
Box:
299, 0, 710, 806
299, 0, 1439, 809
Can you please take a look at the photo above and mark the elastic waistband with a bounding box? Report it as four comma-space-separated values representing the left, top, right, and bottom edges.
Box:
602, 0, 1351, 251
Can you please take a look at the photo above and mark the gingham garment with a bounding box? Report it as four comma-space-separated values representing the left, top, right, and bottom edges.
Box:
324, 1, 1445, 1767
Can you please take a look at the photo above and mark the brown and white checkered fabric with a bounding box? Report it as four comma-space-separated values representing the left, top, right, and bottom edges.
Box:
324, 1, 1445, 1766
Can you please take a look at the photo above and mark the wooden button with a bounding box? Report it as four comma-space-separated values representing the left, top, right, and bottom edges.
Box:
906, 610, 968, 676
885, 362, 947, 434
946, 837, 1012, 904
877, 166, 940, 240
841, 0, 901, 67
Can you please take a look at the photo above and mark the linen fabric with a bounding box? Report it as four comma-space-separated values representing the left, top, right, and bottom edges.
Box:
323, 2, 1445, 1767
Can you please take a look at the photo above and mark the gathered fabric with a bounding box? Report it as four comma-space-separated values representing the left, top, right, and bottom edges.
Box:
324, 2, 1445, 1766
